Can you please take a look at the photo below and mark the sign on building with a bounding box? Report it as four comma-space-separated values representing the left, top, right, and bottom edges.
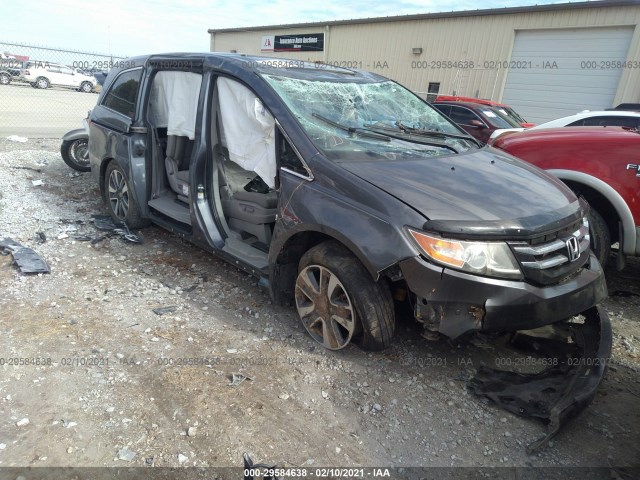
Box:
261, 34, 324, 52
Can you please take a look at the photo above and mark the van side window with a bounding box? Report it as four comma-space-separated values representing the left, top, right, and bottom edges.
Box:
103, 69, 143, 118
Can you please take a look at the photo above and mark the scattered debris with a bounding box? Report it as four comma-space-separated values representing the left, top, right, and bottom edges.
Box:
92, 215, 119, 231
73, 234, 93, 241
33, 231, 47, 244
7, 135, 28, 143
91, 215, 143, 243
153, 306, 178, 316
178, 453, 188, 464
187, 426, 197, 437
31, 179, 44, 186
61, 419, 77, 428
229, 373, 252, 387
243, 453, 278, 474
0, 238, 50, 274
16, 418, 29, 427
117, 447, 136, 462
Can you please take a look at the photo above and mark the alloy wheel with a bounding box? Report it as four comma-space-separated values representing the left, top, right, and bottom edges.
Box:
295, 265, 356, 350
108, 169, 129, 220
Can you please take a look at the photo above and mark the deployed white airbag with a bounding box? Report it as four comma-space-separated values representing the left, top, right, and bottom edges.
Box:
217, 77, 276, 188
148, 71, 202, 140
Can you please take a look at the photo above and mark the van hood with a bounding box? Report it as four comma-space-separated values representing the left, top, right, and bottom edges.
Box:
338, 148, 582, 238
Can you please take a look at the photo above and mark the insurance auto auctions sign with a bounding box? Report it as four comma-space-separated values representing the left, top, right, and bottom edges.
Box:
261, 34, 324, 52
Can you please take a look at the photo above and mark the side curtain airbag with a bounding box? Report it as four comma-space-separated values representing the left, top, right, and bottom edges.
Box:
217, 77, 276, 188
148, 71, 202, 140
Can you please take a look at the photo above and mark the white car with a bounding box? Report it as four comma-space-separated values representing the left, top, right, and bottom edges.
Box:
20, 61, 97, 92
489, 109, 640, 142
529, 110, 640, 130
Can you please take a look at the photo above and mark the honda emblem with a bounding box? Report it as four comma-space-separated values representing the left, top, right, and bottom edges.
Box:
566, 236, 580, 262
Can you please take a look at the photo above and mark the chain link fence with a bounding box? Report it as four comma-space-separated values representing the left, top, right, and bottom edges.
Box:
0, 41, 126, 138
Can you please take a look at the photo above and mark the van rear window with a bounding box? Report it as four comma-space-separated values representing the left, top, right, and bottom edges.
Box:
103, 68, 143, 118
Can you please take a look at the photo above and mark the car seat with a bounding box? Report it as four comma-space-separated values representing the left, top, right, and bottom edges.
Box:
165, 135, 193, 202
216, 145, 277, 245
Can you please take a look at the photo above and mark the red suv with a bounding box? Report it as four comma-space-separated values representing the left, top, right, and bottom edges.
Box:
491, 127, 640, 268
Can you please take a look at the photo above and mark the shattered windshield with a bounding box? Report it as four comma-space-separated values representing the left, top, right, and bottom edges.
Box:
262, 74, 475, 160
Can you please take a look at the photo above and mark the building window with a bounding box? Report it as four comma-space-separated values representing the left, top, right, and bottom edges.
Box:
426, 82, 440, 103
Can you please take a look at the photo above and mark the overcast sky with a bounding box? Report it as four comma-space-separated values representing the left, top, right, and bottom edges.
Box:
2, 0, 568, 57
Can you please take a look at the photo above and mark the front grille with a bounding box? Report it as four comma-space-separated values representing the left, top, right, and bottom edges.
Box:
508, 219, 590, 286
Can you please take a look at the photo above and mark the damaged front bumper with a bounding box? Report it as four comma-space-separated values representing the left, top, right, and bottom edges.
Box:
399, 253, 607, 339
470, 305, 612, 453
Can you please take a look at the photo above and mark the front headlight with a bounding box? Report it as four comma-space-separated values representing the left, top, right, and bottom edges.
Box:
407, 228, 523, 280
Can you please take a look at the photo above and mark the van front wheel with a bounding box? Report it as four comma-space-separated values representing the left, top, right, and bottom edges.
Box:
295, 241, 395, 351
588, 208, 610, 267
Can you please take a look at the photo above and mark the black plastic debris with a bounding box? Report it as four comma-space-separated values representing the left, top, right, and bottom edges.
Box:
91, 215, 143, 244
152, 306, 177, 316
243, 453, 280, 480
0, 238, 50, 274
34, 231, 47, 244
91, 234, 109, 246
469, 306, 612, 453
92, 215, 119, 231
228, 373, 252, 387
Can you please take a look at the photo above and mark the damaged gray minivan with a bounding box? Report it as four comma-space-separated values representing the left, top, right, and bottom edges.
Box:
89, 54, 611, 448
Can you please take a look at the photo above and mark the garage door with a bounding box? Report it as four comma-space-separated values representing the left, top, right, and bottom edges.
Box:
501, 28, 633, 124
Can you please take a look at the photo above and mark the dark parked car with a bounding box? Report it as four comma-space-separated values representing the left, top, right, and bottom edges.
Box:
78, 68, 109, 86
432, 101, 522, 144
0, 59, 24, 85
89, 55, 611, 439
435, 95, 535, 127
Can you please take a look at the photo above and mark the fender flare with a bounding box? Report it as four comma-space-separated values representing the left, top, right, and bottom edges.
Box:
61, 128, 88, 142
548, 169, 636, 255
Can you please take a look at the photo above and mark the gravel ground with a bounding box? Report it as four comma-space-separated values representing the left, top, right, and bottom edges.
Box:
0, 138, 638, 476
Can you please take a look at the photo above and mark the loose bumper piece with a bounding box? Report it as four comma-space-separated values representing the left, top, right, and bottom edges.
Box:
469, 306, 612, 453
0, 238, 50, 274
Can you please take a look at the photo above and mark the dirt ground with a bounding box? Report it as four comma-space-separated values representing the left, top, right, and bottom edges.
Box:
0, 138, 638, 478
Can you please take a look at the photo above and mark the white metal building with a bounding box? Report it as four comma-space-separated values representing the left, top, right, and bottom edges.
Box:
209, 0, 640, 123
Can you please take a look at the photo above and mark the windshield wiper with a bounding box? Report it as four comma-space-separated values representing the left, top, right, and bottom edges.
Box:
312, 113, 391, 141
395, 121, 482, 147
363, 123, 459, 153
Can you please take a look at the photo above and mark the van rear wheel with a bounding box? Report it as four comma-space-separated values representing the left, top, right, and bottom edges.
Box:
105, 162, 146, 229
295, 241, 395, 351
